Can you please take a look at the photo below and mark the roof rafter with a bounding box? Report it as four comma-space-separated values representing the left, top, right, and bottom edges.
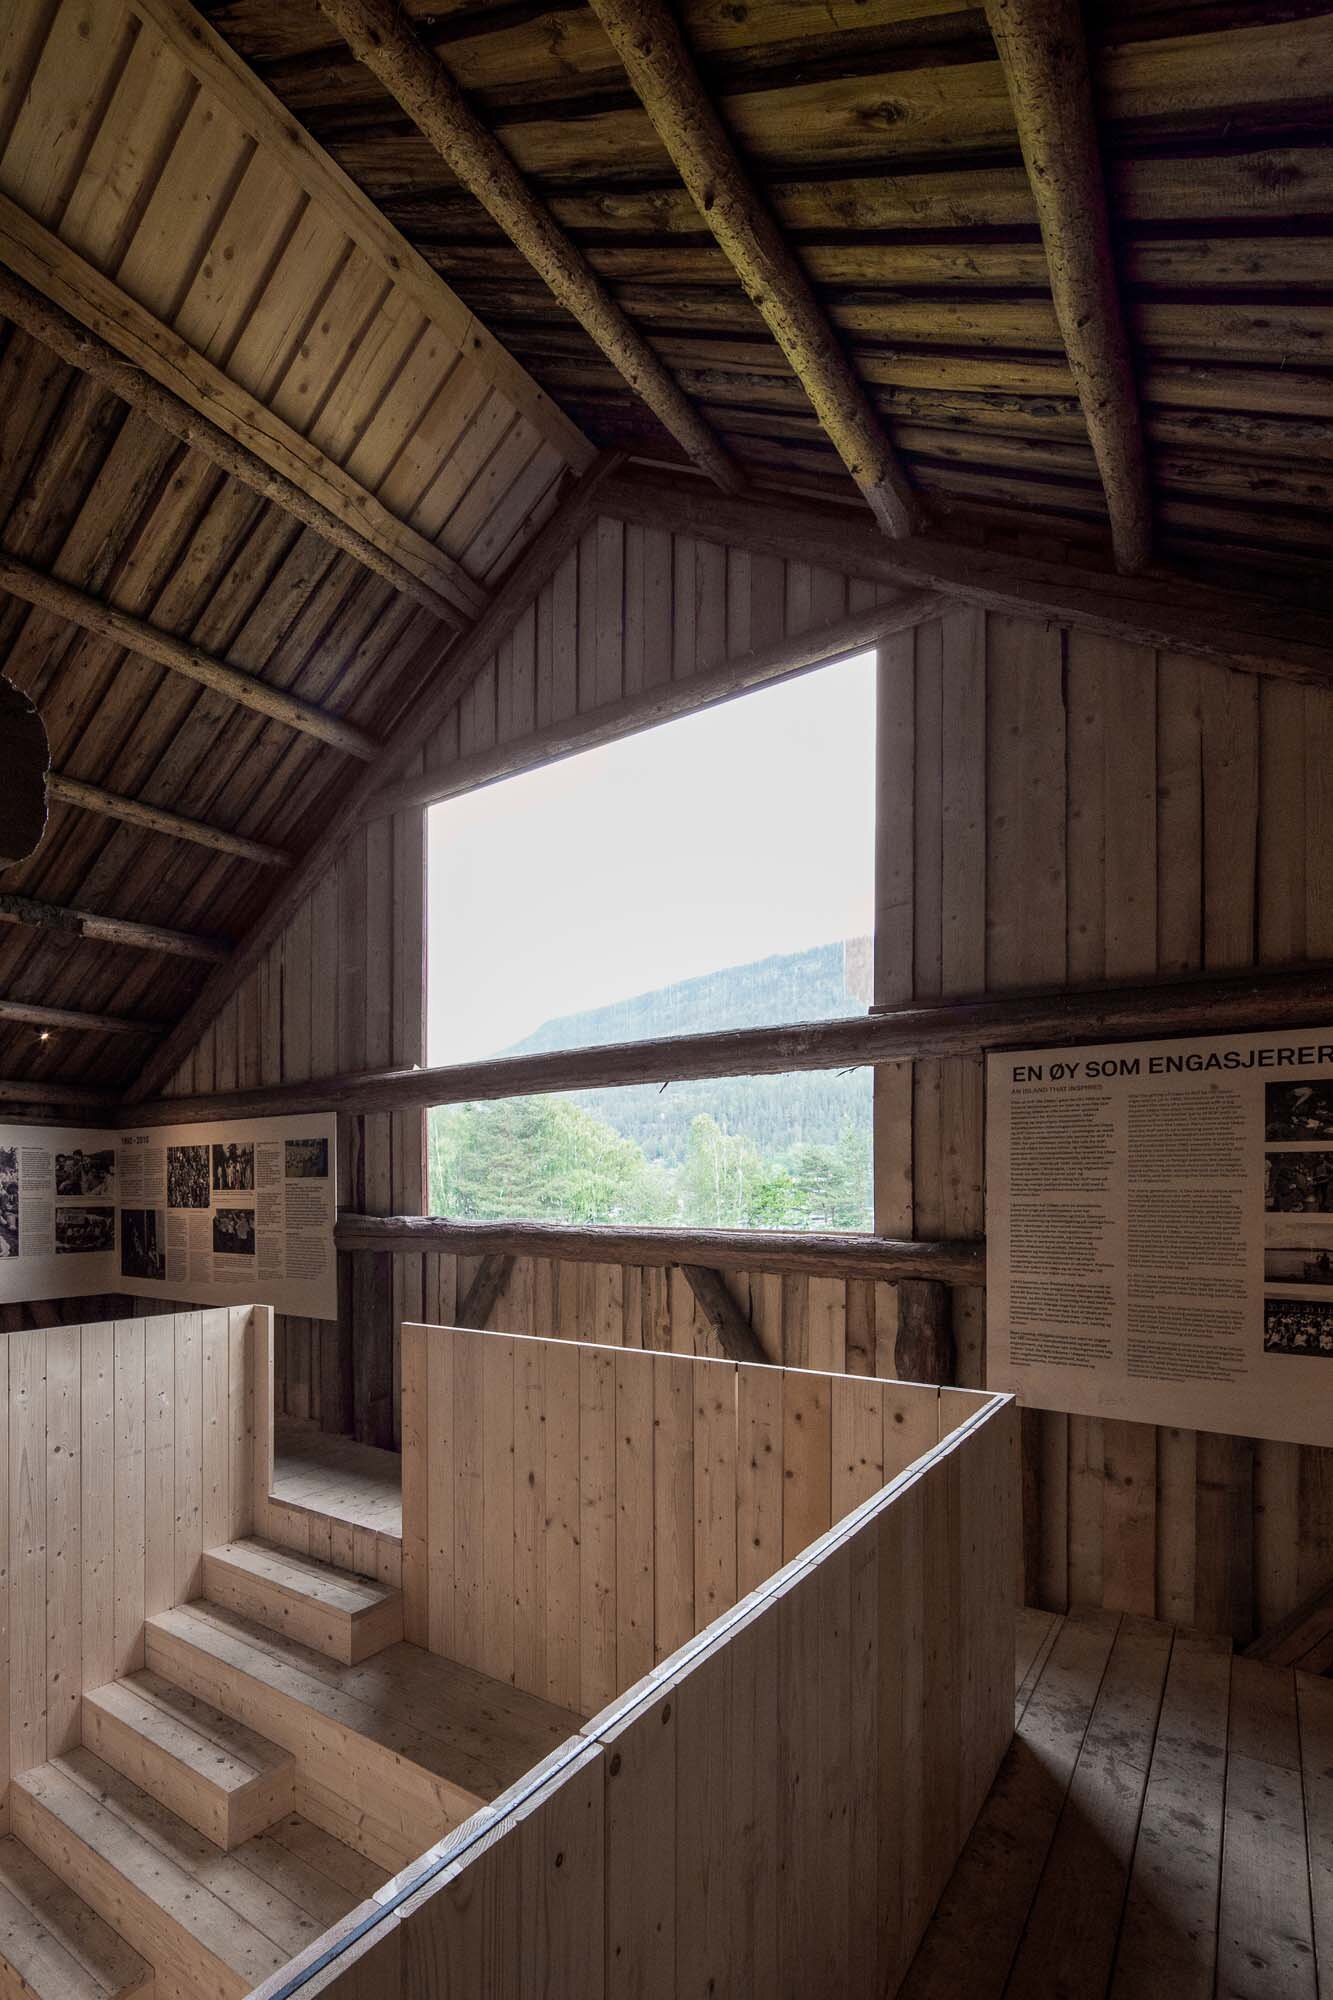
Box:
583, 0, 920, 539
312, 0, 745, 497
0, 998, 165, 1040
0, 892, 229, 963
46, 776, 289, 871
982, 0, 1151, 573
0, 553, 379, 761
0, 236, 484, 631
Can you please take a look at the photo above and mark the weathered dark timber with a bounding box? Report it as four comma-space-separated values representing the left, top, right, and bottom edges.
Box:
351, 1248, 395, 1450
983, 0, 1150, 572
597, 471, 1333, 686
0, 893, 230, 963
48, 775, 291, 868
0, 264, 480, 631
122, 450, 626, 1106
681, 1264, 770, 1363
368, 590, 943, 819
132, 963, 1333, 1127
0, 675, 48, 863
894, 1279, 955, 1386
335, 1214, 985, 1287
0, 998, 164, 1038
456, 1253, 517, 1330
0, 1077, 120, 1109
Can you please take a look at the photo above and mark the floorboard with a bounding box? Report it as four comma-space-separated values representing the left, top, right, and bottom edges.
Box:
900, 1609, 1332, 1999
272, 1421, 403, 1538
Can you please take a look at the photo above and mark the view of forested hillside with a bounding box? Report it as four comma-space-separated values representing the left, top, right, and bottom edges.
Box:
428, 941, 874, 1231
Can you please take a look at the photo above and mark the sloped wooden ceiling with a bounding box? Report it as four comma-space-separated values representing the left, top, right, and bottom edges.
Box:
201, 0, 1333, 584
0, 0, 593, 1102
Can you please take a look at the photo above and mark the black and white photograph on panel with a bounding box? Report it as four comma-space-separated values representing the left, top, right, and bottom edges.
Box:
285, 1137, 329, 1179
54, 1148, 115, 1198
55, 1205, 114, 1254
0, 1148, 16, 1257
212, 1142, 255, 1192
121, 1208, 167, 1281
1263, 1295, 1333, 1357
1265, 1247, 1333, 1288
1264, 1151, 1333, 1213
212, 1207, 256, 1257
1266, 1081, 1333, 1141
167, 1145, 210, 1209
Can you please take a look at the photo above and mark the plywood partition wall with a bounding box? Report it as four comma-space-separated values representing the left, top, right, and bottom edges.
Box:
263, 1384, 1017, 2000
0, 1306, 255, 1829
400, 1319, 992, 1715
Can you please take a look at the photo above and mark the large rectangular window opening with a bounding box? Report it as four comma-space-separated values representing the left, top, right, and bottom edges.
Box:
426, 651, 876, 1231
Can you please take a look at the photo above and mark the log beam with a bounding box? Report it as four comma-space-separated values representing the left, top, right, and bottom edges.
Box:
313, 0, 741, 496
0, 997, 164, 1038
585, 0, 918, 538
681, 1264, 769, 1363
47, 775, 289, 868
335, 1214, 985, 1288
0, 892, 229, 962
0, 1076, 120, 1109
0, 243, 483, 630
367, 589, 943, 819
456, 1253, 517, 1330
598, 470, 1333, 687
133, 961, 1333, 1124
980, 0, 1150, 572
123, 450, 625, 1105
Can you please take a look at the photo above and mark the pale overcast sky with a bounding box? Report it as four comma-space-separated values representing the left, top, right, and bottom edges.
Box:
427, 652, 876, 1063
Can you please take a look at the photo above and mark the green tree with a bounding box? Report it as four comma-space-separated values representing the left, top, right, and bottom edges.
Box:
429, 1098, 675, 1225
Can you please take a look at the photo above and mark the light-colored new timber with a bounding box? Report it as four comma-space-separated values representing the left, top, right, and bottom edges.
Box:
144, 1600, 582, 1873
0, 1836, 151, 2000
202, 1540, 403, 1666
81, 1674, 295, 1852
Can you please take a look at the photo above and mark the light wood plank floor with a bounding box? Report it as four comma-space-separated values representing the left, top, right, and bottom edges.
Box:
901, 1607, 1332, 1999
272, 1421, 403, 1538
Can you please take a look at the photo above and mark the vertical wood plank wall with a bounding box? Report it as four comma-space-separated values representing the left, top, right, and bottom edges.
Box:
884, 608, 1333, 1638
400, 1320, 992, 1715
289, 1392, 1018, 2000
161, 518, 1333, 1643
0, 1306, 255, 1833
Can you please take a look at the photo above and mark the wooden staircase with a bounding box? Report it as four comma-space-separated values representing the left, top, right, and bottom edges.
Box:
0, 1533, 555, 2000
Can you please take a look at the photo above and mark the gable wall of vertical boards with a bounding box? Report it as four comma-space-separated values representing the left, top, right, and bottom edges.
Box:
161, 523, 1333, 1642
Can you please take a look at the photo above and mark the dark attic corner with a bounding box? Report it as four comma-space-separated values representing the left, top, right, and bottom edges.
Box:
0, 0, 1327, 1994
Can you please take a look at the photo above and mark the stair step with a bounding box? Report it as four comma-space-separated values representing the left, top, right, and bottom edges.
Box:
82, 1673, 295, 1851
11, 1753, 306, 2000
201, 1540, 402, 1665
0, 1835, 151, 2000
145, 1602, 488, 1872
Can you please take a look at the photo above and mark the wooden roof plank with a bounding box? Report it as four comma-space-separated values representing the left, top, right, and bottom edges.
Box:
0, 197, 489, 624
312, 0, 745, 497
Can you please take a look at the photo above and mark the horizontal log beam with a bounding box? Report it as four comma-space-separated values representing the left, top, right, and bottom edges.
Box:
0, 1076, 120, 1109
48, 774, 289, 868
0, 997, 164, 1038
368, 588, 943, 819
334, 1214, 985, 1287
0, 892, 229, 962
131, 962, 1333, 1125
0, 555, 378, 760
601, 470, 1333, 687
0, 241, 482, 630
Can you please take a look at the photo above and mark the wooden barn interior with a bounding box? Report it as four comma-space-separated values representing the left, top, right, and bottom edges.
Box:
0, 0, 1330, 1994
